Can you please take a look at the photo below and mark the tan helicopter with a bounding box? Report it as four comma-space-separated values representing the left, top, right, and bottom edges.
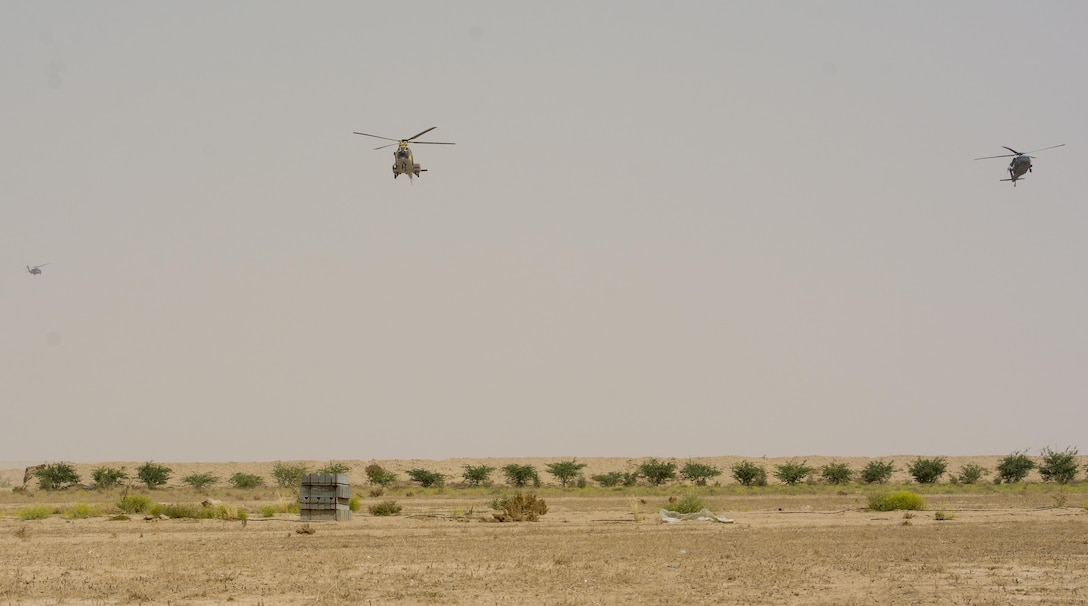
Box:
352, 127, 454, 181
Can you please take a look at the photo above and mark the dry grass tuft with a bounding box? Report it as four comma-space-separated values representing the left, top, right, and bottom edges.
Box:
492, 492, 548, 522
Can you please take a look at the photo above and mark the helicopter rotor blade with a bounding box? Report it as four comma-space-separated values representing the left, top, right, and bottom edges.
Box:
353, 132, 402, 143
1001, 146, 1024, 156
1024, 144, 1065, 154
410, 141, 455, 145
974, 154, 1016, 161
373, 143, 397, 150
406, 127, 437, 141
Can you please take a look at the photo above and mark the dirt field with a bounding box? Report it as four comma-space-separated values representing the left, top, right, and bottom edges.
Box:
2, 458, 1087, 605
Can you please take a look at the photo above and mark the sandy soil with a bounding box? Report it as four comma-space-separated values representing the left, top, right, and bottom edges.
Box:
2, 457, 1086, 605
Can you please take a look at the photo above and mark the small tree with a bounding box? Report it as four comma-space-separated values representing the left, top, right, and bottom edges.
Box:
996, 451, 1035, 484
461, 464, 495, 487
228, 472, 264, 489
907, 457, 947, 484
366, 464, 399, 487
731, 460, 768, 487
638, 458, 677, 486
955, 463, 988, 485
502, 464, 540, 488
1038, 446, 1079, 484
91, 466, 128, 490
182, 472, 219, 490
316, 461, 351, 475
680, 462, 722, 486
271, 462, 309, 488
774, 460, 813, 486
34, 462, 82, 490
592, 471, 626, 488
406, 468, 446, 488
859, 460, 896, 484
545, 460, 588, 488
820, 462, 853, 485
136, 462, 172, 490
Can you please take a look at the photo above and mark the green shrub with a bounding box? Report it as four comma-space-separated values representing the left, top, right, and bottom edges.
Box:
545, 460, 588, 488
259, 504, 279, 518
18, 505, 54, 520
349, 495, 362, 512
1038, 446, 1079, 484
136, 462, 172, 489
153, 503, 216, 519
669, 494, 705, 514
368, 500, 402, 516
502, 464, 540, 488
907, 457, 947, 484
820, 462, 853, 485
869, 491, 926, 512
91, 467, 128, 490
181, 472, 219, 490
66, 503, 99, 519
228, 473, 264, 489
365, 464, 398, 487
118, 494, 154, 514
406, 468, 446, 488
955, 463, 988, 485
316, 461, 351, 475
996, 451, 1035, 484
860, 460, 896, 484
271, 462, 309, 488
592, 471, 626, 488
492, 492, 548, 522
34, 462, 81, 491
731, 460, 768, 486
461, 464, 495, 487
638, 459, 677, 486
774, 460, 813, 485
680, 462, 722, 486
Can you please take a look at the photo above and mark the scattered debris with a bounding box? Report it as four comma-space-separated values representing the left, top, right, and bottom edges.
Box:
659, 508, 734, 524
295, 524, 316, 535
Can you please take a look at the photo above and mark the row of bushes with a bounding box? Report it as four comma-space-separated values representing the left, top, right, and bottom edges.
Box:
364, 449, 1085, 489
28, 461, 354, 491
29, 448, 1085, 492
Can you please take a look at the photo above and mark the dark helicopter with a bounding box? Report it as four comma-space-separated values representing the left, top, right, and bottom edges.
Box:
974, 144, 1065, 186
27, 263, 49, 276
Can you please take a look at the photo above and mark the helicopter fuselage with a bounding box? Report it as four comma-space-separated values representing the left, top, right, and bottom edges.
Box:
392, 142, 424, 180
1007, 155, 1032, 182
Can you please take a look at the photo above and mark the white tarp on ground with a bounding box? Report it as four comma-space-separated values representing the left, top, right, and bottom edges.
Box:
659, 508, 734, 523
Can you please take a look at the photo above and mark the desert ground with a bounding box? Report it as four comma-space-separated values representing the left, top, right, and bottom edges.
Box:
2, 456, 1087, 605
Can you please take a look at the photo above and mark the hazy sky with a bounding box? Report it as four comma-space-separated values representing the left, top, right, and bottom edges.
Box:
4, 2, 1087, 462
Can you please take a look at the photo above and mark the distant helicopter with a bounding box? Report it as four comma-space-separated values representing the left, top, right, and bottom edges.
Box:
352, 127, 454, 181
27, 263, 49, 276
974, 144, 1065, 186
